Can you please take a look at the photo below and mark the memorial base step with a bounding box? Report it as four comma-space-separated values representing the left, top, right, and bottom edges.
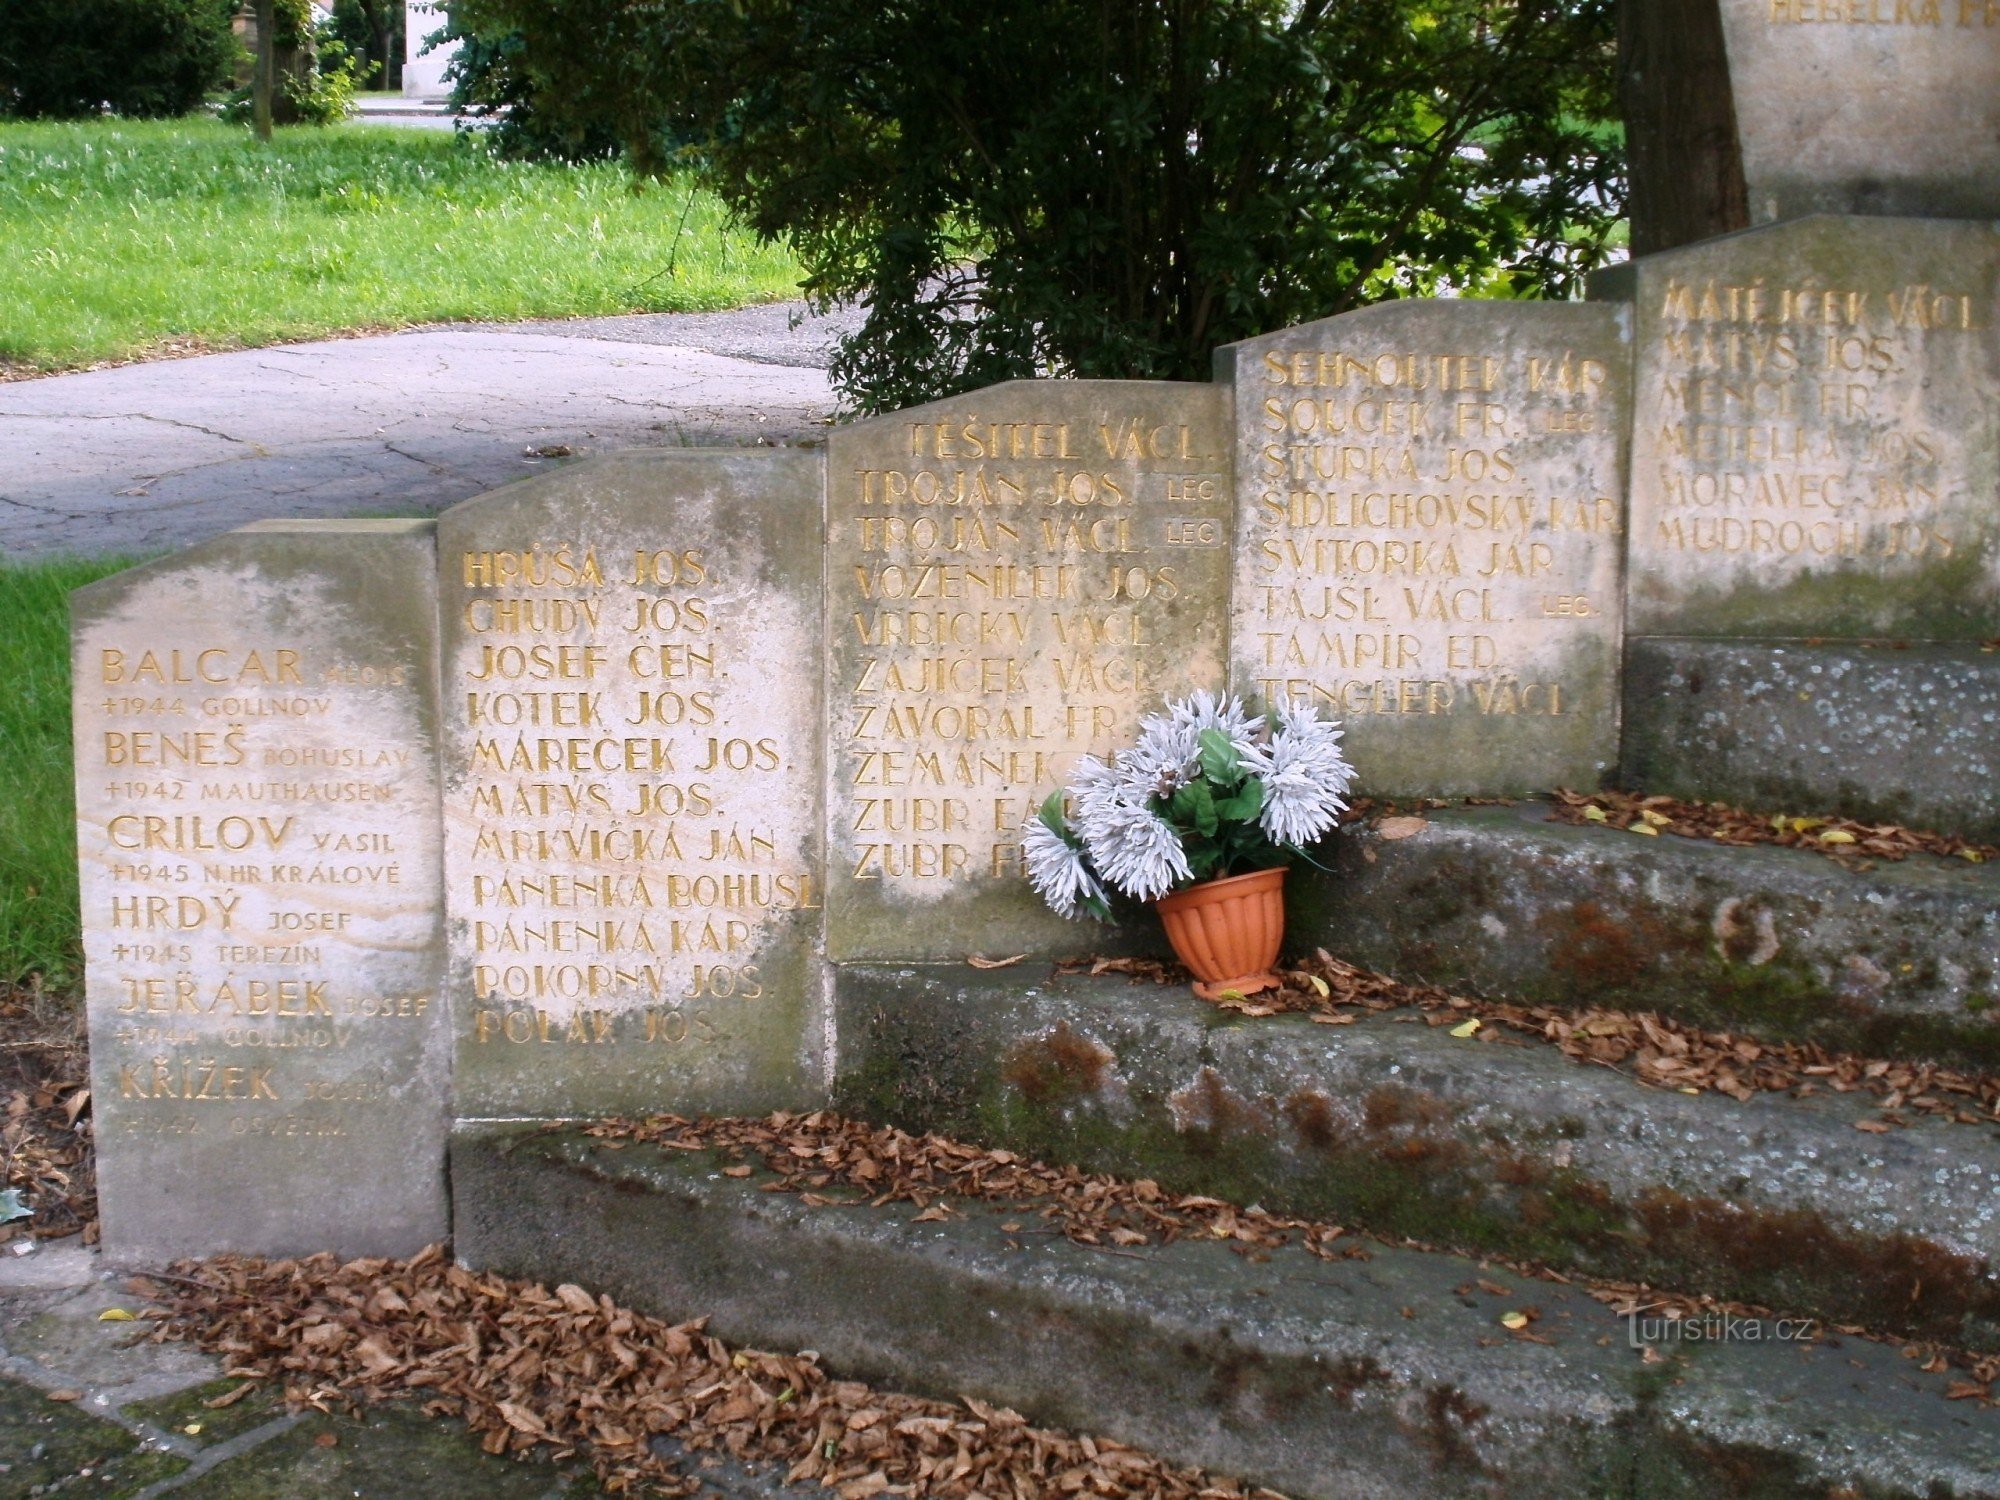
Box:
1620, 638, 2000, 843
832, 965, 2000, 1349
452, 1124, 2000, 1500
1288, 801, 2000, 1069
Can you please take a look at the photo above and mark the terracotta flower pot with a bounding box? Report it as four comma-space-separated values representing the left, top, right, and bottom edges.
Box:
1154, 866, 1288, 1002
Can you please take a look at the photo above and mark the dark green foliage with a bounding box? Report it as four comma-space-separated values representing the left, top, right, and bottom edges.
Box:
218, 1, 359, 129
455, 0, 1623, 412
0, 0, 238, 119
440, 16, 621, 162
327, 0, 402, 90
1170, 729, 1285, 881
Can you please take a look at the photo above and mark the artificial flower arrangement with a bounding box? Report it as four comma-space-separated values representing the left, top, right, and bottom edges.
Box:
1023, 691, 1355, 1000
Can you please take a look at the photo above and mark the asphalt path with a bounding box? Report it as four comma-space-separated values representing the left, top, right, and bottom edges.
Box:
0, 302, 856, 559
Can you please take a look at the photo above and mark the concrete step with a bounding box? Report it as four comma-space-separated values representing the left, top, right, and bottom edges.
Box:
1291, 800, 2000, 1068
1621, 638, 2000, 843
834, 965, 2000, 1349
453, 1124, 2000, 1500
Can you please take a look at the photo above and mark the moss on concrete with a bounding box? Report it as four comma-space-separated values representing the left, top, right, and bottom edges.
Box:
126, 1377, 283, 1450
0, 1374, 187, 1496
176, 1403, 591, 1499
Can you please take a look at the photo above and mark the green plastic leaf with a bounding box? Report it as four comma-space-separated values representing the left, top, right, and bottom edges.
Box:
1198, 728, 1240, 786
1188, 779, 1219, 836
1214, 776, 1265, 824
1037, 789, 1068, 839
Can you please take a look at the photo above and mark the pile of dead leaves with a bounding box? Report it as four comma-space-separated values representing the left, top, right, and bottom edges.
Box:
140, 1244, 1286, 1499
1548, 788, 1998, 869
0, 981, 96, 1244
1061, 951, 2000, 1133
588, 1112, 1352, 1263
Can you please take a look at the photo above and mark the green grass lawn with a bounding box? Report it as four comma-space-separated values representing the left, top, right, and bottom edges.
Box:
0, 118, 804, 373
0, 558, 137, 989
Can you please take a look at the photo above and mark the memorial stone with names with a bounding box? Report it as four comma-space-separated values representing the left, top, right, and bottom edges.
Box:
1717, 0, 2000, 226
1616, 215, 2000, 640
824, 382, 1234, 960
1218, 301, 1631, 796
73, 521, 448, 1261
438, 452, 827, 1119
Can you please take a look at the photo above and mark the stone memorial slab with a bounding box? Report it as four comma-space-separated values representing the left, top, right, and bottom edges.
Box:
73, 521, 448, 1261
1718, 0, 2000, 225
1616, 215, 2000, 639
1218, 301, 1630, 796
438, 452, 825, 1118
824, 381, 1233, 959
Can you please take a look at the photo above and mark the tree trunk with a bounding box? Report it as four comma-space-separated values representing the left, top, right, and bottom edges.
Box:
252, 0, 275, 141
1618, 0, 1749, 257
375, 16, 397, 90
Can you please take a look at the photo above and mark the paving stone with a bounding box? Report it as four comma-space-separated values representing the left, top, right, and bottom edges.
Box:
833, 964, 2000, 1345
124, 1379, 288, 1453
454, 1124, 2000, 1500
1621, 637, 2000, 841
2, 1281, 218, 1414
170, 1404, 577, 1500
0, 1374, 187, 1497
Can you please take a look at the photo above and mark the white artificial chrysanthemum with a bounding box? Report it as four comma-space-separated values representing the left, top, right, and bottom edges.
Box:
1254, 699, 1356, 848
1065, 752, 1189, 901
1022, 816, 1108, 920
1169, 689, 1261, 756
1123, 690, 1262, 796
1083, 797, 1191, 902
1067, 752, 1126, 823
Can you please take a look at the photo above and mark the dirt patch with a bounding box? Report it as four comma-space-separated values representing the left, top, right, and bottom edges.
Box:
1001, 1021, 1120, 1107
0, 981, 95, 1246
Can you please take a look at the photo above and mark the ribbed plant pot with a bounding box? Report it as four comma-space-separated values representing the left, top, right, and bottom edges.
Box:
1153, 866, 1288, 1002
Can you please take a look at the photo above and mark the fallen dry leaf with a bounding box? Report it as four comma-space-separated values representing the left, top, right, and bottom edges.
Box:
1550, 788, 1998, 869
1375, 816, 1429, 841
1067, 947, 2000, 1137
142, 1228, 1292, 1500
966, 954, 1027, 970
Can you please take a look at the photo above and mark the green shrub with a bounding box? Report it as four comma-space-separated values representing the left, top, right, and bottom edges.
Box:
327, 0, 402, 90
0, 0, 238, 119
441, 18, 622, 162
219, 0, 357, 127
455, 0, 1625, 413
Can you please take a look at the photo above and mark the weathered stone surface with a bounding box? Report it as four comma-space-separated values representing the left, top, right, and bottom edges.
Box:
73, 521, 448, 1262
1610, 215, 2000, 640
437, 452, 826, 1119
1717, 0, 2000, 226
1622, 638, 2000, 840
1217, 301, 1629, 796
835, 966, 2000, 1343
824, 381, 1232, 960
456, 1125, 2000, 1499
1294, 802, 2000, 1066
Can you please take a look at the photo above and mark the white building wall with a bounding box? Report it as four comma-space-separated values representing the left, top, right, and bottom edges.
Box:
404, 1, 461, 98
